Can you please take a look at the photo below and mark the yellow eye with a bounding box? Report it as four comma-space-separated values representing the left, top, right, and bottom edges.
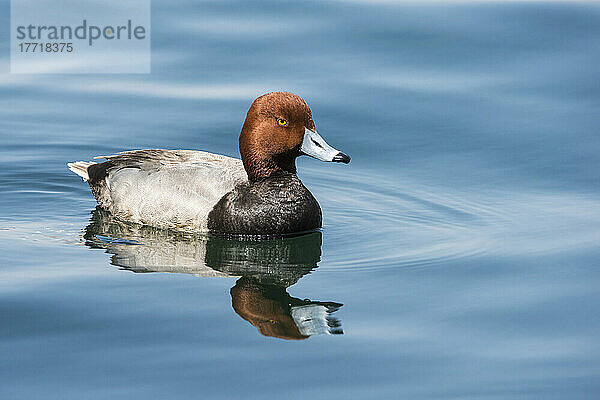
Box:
277, 118, 288, 127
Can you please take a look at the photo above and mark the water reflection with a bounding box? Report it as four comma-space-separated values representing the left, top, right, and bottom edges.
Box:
83, 208, 343, 340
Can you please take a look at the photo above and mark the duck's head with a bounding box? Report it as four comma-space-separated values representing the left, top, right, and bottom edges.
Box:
239, 92, 350, 181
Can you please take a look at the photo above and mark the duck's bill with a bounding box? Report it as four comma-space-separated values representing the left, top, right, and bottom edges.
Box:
300, 128, 351, 164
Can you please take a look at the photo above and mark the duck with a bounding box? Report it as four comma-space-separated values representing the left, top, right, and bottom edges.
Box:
68, 92, 350, 236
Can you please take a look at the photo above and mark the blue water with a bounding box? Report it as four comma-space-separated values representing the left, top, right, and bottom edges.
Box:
2, 1, 600, 399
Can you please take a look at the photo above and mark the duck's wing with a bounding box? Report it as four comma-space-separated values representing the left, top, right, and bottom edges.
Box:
69, 149, 247, 232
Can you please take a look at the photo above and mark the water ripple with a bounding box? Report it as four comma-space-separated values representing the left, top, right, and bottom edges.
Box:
307, 169, 600, 271
2, 156, 599, 274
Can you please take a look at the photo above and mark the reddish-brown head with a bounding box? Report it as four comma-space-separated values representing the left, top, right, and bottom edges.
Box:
239, 92, 350, 181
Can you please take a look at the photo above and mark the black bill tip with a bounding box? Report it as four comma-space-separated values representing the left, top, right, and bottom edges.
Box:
332, 152, 351, 164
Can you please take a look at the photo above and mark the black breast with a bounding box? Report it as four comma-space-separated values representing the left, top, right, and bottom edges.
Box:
207, 173, 322, 236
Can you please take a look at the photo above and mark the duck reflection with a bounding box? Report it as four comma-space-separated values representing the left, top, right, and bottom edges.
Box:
83, 208, 343, 340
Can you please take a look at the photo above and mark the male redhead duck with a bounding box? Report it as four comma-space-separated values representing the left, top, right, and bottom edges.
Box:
68, 92, 350, 236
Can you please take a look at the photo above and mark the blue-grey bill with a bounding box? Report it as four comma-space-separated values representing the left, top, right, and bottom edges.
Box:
300, 127, 351, 163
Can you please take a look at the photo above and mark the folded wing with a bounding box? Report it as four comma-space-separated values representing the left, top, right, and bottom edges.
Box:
70, 149, 247, 232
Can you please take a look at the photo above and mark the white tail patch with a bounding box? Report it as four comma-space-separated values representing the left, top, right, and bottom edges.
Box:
67, 161, 96, 181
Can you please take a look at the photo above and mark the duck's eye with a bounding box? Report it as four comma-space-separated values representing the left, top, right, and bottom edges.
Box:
277, 118, 288, 127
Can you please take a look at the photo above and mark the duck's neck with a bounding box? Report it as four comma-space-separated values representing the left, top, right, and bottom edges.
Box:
243, 151, 298, 181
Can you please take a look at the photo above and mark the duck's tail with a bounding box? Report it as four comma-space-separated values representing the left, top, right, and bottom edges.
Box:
67, 161, 96, 181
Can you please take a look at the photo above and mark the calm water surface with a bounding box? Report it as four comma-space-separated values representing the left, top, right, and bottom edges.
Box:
1, 1, 600, 399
